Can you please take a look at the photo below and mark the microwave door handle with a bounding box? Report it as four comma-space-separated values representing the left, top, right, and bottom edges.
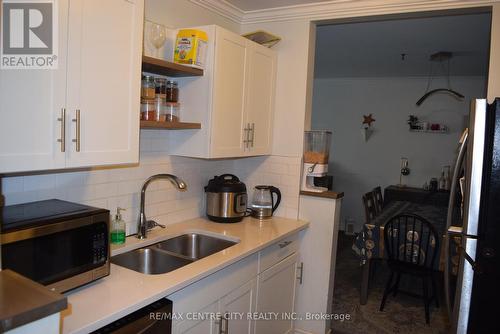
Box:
444, 130, 468, 318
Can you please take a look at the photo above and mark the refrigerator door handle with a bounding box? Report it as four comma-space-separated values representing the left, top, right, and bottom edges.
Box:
444, 129, 468, 318
457, 243, 481, 274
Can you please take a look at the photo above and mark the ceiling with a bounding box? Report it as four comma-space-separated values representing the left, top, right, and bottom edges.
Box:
314, 13, 491, 78
225, 0, 332, 11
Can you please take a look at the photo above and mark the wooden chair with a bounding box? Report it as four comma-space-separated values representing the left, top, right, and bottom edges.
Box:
362, 191, 377, 223
379, 214, 440, 324
373, 186, 384, 214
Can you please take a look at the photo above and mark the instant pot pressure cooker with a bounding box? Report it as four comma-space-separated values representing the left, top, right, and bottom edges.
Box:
205, 174, 247, 223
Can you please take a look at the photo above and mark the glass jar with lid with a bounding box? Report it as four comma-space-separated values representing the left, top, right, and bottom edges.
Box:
141, 75, 156, 100
164, 102, 180, 122
140, 99, 156, 121
154, 97, 165, 122
155, 78, 167, 99
166, 81, 179, 102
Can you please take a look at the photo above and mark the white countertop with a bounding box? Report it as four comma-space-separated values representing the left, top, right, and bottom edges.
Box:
61, 216, 309, 333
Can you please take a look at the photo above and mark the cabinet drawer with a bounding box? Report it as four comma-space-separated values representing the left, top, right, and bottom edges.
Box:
259, 233, 299, 273
169, 253, 258, 312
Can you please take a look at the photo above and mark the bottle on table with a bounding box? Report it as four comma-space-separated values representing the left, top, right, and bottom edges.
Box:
438, 170, 446, 191
444, 165, 451, 191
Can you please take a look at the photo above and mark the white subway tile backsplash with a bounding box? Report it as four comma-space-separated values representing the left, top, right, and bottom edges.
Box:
1, 143, 302, 233
23, 174, 55, 192
269, 163, 287, 175
82, 199, 108, 209
94, 183, 118, 199
85, 169, 110, 185
64, 185, 96, 202
287, 164, 301, 176
55, 172, 87, 188
3, 191, 38, 206
117, 180, 144, 195
1, 177, 23, 194
139, 137, 152, 152
150, 139, 170, 152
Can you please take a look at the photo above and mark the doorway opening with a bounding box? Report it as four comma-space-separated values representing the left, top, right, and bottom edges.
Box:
310, 8, 492, 333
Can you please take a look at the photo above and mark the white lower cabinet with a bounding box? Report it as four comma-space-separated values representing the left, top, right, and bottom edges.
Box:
173, 279, 257, 334
255, 253, 299, 334
168, 234, 300, 334
175, 300, 218, 334
220, 279, 257, 334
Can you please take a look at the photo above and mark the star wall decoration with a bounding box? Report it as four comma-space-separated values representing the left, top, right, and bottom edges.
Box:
363, 114, 376, 127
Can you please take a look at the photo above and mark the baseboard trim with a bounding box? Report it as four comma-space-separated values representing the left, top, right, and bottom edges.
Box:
294, 329, 317, 334
293, 328, 332, 334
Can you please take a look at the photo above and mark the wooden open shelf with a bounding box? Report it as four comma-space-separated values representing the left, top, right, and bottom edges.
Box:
409, 128, 448, 134
142, 56, 203, 77
140, 121, 201, 130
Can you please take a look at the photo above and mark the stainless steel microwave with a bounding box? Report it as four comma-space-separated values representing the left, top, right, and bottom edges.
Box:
1, 199, 110, 293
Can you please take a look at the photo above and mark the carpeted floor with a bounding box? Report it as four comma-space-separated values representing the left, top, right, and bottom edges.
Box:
330, 233, 450, 334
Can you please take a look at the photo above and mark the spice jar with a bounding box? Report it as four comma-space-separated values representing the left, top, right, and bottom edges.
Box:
141, 75, 156, 99
166, 81, 179, 102
155, 78, 167, 99
154, 97, 165, 122
164, 102, 180, 122
140, 99, 156, 121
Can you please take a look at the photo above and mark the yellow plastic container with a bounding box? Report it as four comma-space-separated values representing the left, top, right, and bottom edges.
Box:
174, 29, 208, 68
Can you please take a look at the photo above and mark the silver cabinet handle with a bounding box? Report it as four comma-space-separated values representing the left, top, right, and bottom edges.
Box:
57, 108, 66, 152
223, 314, 228, 334
217, 314, 228, 334
250, 122, 255, 147
297, 262, 304, 285
243, 123, 250, 149
72, 109, 81, 152
279, 240, 292, 248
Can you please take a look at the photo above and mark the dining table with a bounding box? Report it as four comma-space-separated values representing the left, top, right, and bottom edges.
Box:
352, 200, 462, 305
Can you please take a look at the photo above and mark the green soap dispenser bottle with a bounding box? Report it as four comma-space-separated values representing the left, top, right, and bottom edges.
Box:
110, 207, 126, 244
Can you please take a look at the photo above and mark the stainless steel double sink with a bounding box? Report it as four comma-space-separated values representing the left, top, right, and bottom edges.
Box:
111, 233, 238, 275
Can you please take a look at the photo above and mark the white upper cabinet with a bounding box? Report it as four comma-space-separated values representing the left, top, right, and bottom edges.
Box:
0, 0, 69, 173
210, 28, 249, 158
65, 0, 142, 167
169, 25, 277, 159
244, 44, 276, 156
0, 0, 143, 173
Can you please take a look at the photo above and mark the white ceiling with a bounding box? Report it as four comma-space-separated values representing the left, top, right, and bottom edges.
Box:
314, 13, 491, 78
225, 0, 331, 11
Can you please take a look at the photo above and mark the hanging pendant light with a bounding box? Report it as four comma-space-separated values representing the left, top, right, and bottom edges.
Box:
416, 51, 465, 106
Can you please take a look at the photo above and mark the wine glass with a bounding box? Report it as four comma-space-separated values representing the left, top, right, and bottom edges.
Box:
149, 23, 166, 58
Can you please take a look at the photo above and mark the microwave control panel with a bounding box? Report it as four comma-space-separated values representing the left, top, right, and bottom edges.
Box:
92, 223, 108, 264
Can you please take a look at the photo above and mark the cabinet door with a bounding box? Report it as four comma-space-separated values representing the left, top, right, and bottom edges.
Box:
210, 27, 248, 158
174, 300, 218, 334
245, 44, 276, 156
220, 278, 257, 334
0, 0, 68, 173
255, 253, 298, 334
65, 0, 142, 167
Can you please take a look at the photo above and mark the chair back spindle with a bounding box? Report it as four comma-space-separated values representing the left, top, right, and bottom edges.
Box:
362, 191, 378, 223
373, 186, 384, 213
383, 214, 439, 270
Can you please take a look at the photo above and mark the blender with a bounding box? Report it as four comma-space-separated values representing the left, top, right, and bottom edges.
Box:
301, 130, 332, 192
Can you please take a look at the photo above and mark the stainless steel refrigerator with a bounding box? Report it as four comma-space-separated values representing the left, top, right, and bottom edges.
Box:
444, 98, 500, 334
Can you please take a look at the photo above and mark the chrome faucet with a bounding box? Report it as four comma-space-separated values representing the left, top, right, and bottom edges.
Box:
137, 174, 187, 239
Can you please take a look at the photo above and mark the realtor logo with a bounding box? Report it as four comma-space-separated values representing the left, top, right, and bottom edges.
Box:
1, 0, 58, 69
